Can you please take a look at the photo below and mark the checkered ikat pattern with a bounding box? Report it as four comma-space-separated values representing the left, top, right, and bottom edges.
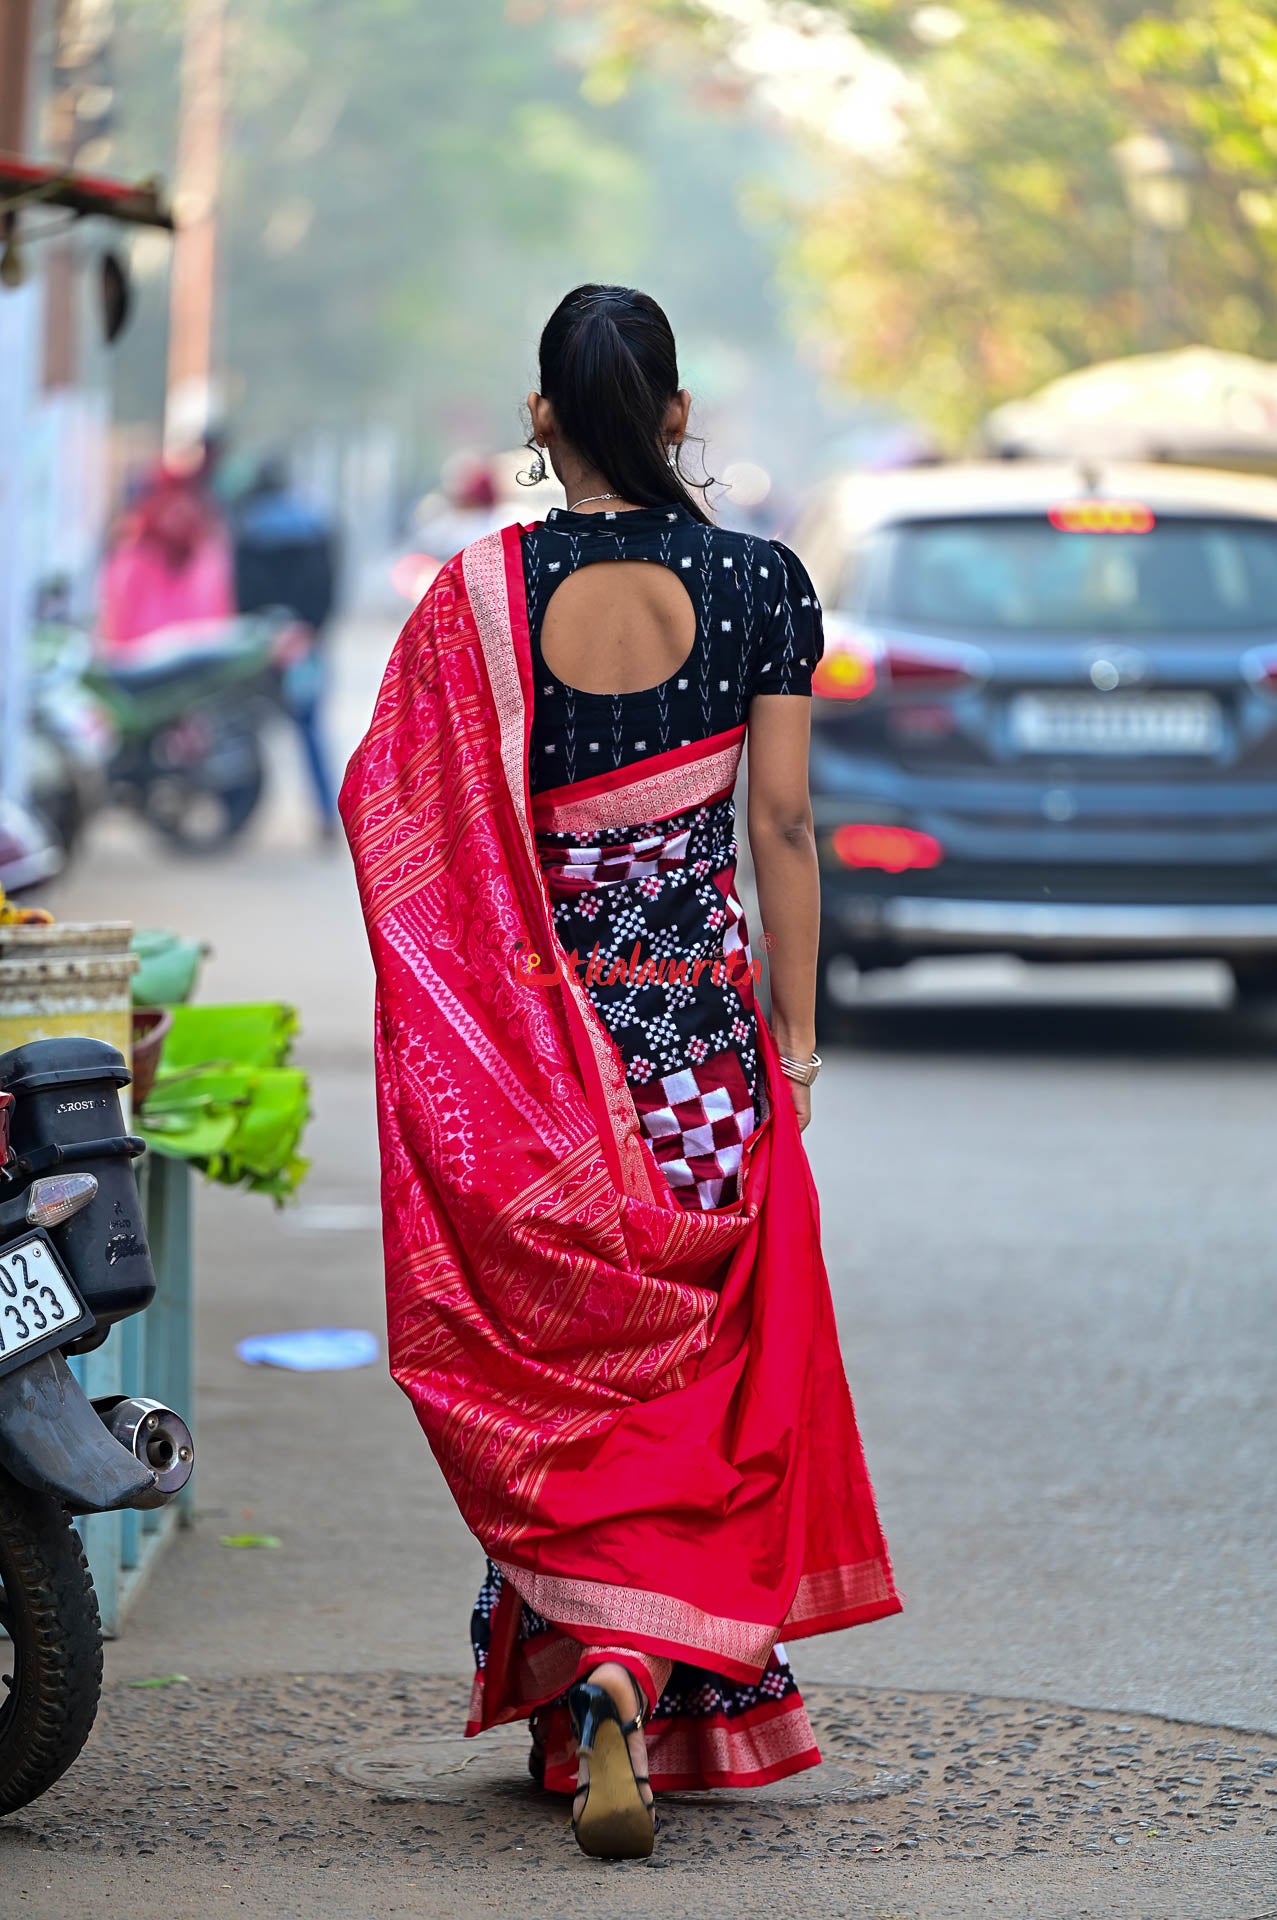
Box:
537, 791, 759, 1210
631, 1050, 756, 1212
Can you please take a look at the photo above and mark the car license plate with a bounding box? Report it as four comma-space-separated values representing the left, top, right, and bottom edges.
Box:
0, 1235, 93, 1380
1008, 691, 1223, 756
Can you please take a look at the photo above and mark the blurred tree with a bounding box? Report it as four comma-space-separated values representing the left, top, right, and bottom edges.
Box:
105, 0, 819, 481
590, 1, 1277, 443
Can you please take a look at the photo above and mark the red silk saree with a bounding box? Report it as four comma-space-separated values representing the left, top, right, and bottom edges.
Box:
341, 526, 900, 1787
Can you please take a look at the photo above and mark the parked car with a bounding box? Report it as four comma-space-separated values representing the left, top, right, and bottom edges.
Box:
791, 460, 1277, 1029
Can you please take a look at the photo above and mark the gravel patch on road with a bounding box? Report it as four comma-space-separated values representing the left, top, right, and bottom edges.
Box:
3, 1671, 1275, 1916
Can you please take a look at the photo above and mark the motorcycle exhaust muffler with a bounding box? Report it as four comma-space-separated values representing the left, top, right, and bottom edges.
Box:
91, 1396, 194, 1509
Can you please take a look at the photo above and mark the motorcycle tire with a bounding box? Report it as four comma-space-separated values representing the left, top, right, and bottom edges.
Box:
0, 1467, 103, 1817
27, 743, 87, 865
145, 722, 266, 855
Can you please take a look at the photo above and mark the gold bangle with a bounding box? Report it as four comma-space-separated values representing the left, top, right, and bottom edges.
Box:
779, 1051, 822, 1087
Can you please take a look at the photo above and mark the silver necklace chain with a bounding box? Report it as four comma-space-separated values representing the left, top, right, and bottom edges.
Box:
565, 490, 627, 510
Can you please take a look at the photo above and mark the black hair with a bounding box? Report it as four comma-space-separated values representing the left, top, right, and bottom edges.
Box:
527, 284, 713, 525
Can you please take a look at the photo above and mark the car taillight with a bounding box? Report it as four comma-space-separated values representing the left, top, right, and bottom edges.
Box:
1048, 500, 1156, 534
882, 639, 987, 692
813, 631, 988, 701
812, 632, 877, 701
831, 824, 944, 873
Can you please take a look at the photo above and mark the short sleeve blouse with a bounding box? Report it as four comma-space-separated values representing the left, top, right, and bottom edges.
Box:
749, 540, 825, 698
522, 504, 824, 794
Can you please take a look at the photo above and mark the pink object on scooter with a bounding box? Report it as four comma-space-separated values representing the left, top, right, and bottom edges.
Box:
98, 466, 235, 656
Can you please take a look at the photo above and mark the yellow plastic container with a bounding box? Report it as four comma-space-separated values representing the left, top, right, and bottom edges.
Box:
0, 921, 138, 1063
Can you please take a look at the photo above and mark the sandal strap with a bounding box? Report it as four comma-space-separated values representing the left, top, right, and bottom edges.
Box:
621, 1677, 647, 1735
582, 1666, 648, 1734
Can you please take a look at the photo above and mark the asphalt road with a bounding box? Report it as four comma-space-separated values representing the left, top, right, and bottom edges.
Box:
805, 974, 1276, 1734
4, 613, 1273, 1916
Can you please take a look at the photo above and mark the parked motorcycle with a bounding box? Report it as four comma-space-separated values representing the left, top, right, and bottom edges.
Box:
27, 612, 112, 865
86, 613, 295, 855
0, 1036, 194, 1815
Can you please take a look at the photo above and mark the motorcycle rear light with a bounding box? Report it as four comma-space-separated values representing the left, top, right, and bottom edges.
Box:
0, 1091, 11, 1166
831, 824, 944, 873
26, 1172, 99, 1228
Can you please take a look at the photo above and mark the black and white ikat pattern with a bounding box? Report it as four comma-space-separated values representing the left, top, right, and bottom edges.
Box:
539, 791, 759, 1207
523, 504, 824, 794
471, 1560, 803, 1728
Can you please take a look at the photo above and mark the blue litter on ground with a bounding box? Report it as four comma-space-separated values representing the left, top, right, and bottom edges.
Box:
236, 1328, 380, 1371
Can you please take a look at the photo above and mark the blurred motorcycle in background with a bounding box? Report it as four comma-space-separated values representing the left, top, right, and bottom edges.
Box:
26, 599, 300, 861
87, 612, 298, 854
27, 602, 113, 865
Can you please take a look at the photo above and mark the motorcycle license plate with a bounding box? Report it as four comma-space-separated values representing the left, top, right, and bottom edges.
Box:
0, 1234, 94, 1380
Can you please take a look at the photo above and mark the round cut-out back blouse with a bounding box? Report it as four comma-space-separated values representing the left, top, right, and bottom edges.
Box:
521, 502, 824, 794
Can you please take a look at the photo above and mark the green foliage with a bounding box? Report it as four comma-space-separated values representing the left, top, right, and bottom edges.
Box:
151, 1000, 300, 1071
788, 1, 1138, 440
108, 0, 809, 464
598, 1, 1277, 443
137, 1002, 309, 1202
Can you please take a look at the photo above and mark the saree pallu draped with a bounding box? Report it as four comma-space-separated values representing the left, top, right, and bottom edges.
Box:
340, 526, 901, 1786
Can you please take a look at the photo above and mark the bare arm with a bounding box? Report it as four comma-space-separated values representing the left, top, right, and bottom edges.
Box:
746, 694, 819, 1131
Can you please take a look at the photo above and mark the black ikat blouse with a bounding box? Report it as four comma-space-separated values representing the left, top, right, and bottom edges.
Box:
521, 503, 824, 795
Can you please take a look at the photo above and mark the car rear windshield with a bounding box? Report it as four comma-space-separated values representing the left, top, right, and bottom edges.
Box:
862, 514, 1277, 634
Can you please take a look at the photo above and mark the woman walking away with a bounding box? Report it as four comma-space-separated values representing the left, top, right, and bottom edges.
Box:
342, 285, 900, 1861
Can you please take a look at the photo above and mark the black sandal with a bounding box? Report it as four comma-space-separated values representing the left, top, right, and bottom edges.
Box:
528, 1709, 548, 1790
568, 1676, 656, 1860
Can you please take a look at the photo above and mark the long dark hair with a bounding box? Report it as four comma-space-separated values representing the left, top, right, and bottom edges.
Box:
529, 285, 713, 525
